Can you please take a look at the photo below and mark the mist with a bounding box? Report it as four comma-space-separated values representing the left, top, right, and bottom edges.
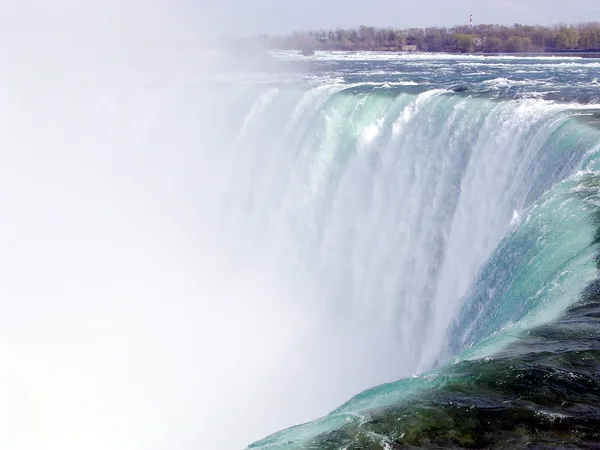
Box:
0, 1, 407, 449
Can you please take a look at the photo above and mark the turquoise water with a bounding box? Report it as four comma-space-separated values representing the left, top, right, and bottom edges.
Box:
215, 53, 600, 449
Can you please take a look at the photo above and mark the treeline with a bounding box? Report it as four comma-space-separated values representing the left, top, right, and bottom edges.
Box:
248, 23, 600, 53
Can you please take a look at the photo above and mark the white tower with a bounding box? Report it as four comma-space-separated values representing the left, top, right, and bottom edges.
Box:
470, 14, 473, 28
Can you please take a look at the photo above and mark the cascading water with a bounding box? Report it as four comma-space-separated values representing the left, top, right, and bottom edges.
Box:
235, 52, 600, 449
216, 80, 600, 376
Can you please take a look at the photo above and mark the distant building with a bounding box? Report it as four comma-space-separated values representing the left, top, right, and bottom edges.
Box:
402, 45, 418, 53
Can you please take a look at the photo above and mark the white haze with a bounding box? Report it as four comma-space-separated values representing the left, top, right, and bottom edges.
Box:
0, 1, 375, 449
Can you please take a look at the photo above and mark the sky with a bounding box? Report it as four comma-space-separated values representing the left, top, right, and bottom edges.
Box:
192, 0, 600, 36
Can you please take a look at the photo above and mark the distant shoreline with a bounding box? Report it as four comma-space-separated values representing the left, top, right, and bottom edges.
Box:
474, 51, 600, 58
239, 23, 600, 55
290, 50, 600, 58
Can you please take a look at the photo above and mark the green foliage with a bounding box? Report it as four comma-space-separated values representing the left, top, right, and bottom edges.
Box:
504, 36, 533, 53
482, 36, 503, 53
254, 22, 600, 53
556, 27, 579, 49
455, 34, 475, 53
579, 27, 600, 49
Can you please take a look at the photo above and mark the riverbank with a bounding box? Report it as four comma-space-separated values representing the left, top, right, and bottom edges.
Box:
292, 49, 600, 58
